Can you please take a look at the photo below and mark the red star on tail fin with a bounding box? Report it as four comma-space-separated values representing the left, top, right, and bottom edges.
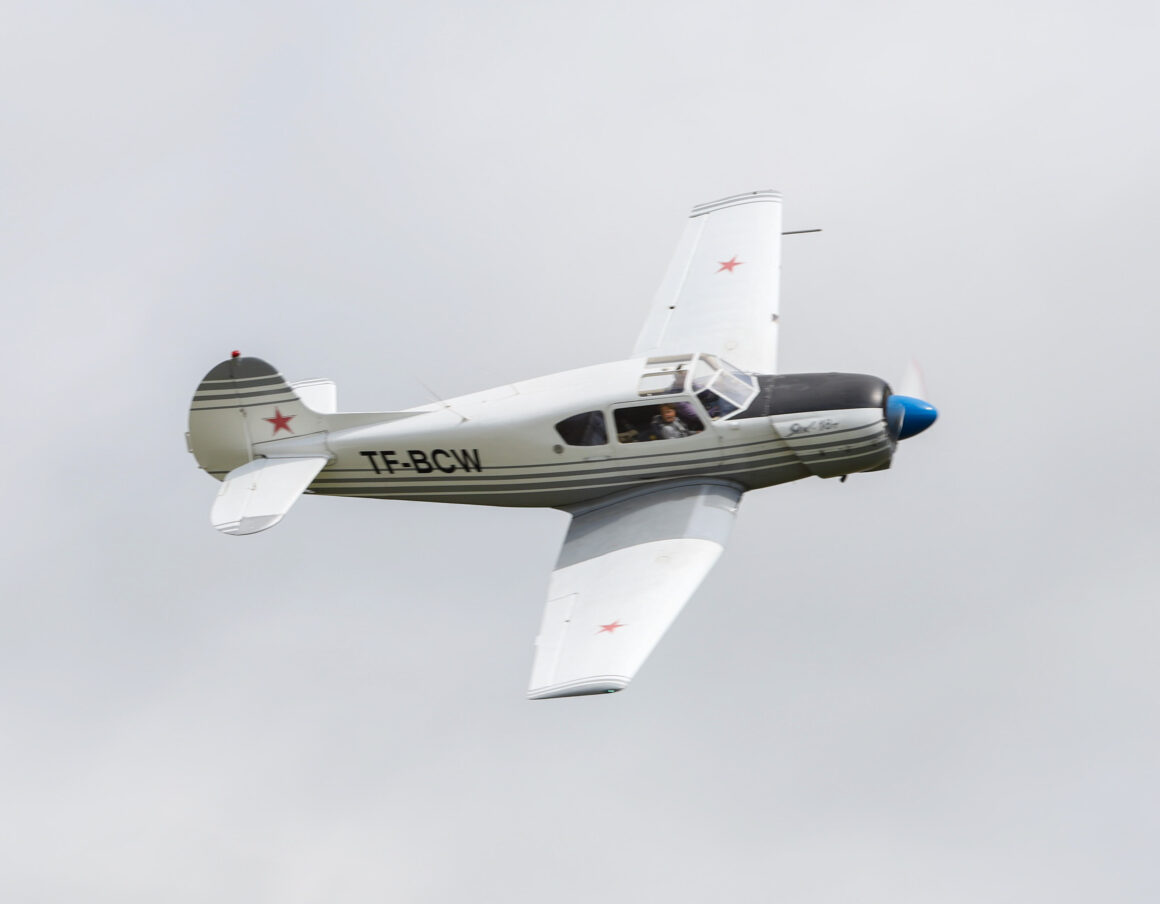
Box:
264, 408, 295, 434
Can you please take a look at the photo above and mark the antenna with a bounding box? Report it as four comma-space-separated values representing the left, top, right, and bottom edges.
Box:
417, 379, 468, 422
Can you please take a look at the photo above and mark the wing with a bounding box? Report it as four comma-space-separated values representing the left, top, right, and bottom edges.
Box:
528, 481, 742, 699
633, 190, 783, 374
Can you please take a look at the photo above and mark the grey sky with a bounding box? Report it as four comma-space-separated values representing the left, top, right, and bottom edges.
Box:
2, 2, 1158, 901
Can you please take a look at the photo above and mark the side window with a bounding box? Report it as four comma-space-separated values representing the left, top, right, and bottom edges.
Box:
614, 402, 704, 443
555, 411, 608, 446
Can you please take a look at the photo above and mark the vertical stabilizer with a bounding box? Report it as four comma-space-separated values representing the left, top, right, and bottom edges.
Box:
188, 356, 326, 479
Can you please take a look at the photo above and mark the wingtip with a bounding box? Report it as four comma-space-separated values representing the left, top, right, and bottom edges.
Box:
212, 513, 283, 536
527, 676, 630, 700
690, 189, 782, 217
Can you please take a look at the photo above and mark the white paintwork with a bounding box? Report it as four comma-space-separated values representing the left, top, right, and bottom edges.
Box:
291, 379, 338, 413
530, 539, 725, 699
211, 457, 330, 535
769, 408, 888, 478
187, 191, 911, 698
634, 190, 782, 374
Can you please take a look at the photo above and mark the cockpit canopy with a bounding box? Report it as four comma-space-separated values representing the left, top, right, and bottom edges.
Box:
638, 353, 758, 420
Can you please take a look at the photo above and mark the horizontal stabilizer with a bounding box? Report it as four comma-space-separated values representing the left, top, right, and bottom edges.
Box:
211, 456, 329, 536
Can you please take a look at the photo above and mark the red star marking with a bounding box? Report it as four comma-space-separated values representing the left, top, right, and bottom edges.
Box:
717, 256, 744, 273
264, 408, 295, 434
597, 620, 626, 634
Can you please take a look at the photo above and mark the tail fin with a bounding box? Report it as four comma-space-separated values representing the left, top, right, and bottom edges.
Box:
187, 356, 328, 479
188, 355, 423, 534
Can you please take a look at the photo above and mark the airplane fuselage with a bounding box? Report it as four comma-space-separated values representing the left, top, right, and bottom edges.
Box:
251, 356, 896, 509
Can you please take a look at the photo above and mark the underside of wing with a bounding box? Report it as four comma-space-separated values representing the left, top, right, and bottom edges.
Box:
528, 481, 742, 700
633, 190, 783, 375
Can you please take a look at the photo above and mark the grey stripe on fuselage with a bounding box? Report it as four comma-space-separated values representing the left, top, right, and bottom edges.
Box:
307, 457, 823, 505
309, 437, 891, 503
315, 419, 886, 483
312, 443, 792, 488
313, 422, 888, 488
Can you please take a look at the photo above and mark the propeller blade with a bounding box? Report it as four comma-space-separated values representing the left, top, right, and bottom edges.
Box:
895, 358, 927, 399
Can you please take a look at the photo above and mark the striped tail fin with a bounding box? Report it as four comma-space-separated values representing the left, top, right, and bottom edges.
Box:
187, 356, 327, 479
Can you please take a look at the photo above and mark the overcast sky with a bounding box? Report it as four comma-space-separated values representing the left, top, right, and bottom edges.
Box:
3, 2, 1159, 902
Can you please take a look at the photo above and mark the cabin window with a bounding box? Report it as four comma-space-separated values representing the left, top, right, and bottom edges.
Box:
555, 411, 608, 446
614, 402, 704, 443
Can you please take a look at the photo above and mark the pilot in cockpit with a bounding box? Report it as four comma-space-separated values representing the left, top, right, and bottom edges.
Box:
646, 403, 699, 440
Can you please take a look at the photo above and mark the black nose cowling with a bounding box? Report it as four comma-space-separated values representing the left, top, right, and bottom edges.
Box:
886, 394, 938, 440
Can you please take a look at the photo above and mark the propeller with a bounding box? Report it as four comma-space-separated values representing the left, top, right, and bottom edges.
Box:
886, 359, 938, 441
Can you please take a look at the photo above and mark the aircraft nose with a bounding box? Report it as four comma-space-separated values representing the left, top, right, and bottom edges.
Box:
886, 394, 938, 440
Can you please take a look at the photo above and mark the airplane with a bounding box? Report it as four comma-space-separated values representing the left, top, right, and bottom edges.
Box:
187, 190, 937, 700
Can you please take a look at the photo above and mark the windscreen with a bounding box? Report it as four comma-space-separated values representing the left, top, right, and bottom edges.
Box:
693, 355, 757, 420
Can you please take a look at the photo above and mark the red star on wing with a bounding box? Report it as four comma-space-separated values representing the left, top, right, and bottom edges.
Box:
264, 408, 295, 434
717, 256, 744, 273
597, 620, 626, 634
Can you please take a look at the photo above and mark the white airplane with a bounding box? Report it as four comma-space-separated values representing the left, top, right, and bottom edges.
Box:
187, 190, 937, 699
